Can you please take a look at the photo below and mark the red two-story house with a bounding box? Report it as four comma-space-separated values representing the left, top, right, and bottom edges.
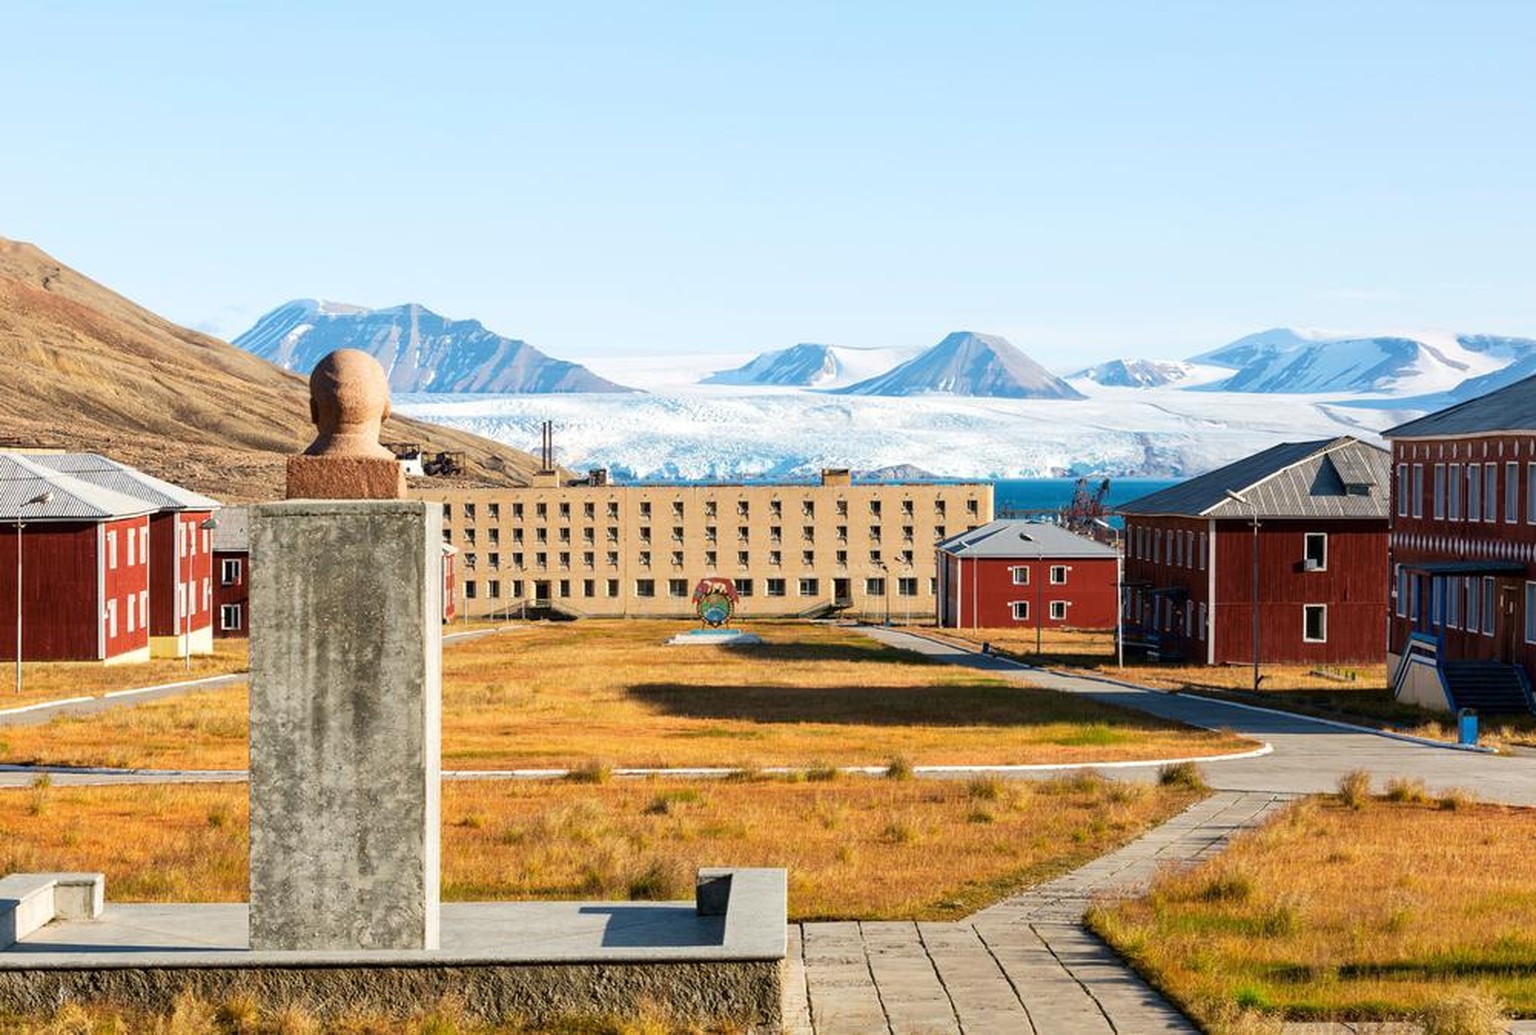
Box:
1119, 436, 1390, 665
1384, 375, 1536, 714
936, 520, 1119, 630
0, 453, 158, 663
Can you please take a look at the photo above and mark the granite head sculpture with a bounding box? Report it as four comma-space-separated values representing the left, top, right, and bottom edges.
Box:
304, 349, 396, 460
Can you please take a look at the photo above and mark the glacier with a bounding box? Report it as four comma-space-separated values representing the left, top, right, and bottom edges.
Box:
395, 378, 1419, 482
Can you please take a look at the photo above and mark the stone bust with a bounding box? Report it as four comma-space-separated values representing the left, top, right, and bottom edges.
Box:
304, 349, 396, 460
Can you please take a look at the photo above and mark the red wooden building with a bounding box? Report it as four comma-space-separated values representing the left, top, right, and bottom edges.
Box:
31, 454, 220, 658
0, 453, 160, 663
936, 520, 1120, 630
1384, 375, 1536, 713
213, 506, 249, 638
1118, 436, 1390, 665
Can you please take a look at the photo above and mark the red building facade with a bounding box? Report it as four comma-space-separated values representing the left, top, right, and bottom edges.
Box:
213, 507, 249, 639
1383, 379, 1536, 712
0, 455, 159, 663
936, 521, 1120, 630
1120, 437, 1390, 665
30, 454, 221, 659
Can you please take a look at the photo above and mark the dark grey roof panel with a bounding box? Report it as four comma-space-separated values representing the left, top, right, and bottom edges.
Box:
1385, 371, 1536, 438
1117, 437, 1390, 520
937, 519, 1118, 559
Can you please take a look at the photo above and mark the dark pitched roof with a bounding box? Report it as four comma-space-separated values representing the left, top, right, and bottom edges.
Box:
1385, 371, 1536, 438
936, 520, 1118, 559
1116, 436, 1390, 520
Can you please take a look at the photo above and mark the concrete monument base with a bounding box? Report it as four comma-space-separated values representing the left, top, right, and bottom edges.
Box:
667, 629, 765, 646
0, 870, 786, 1031
285, 455, 406, 500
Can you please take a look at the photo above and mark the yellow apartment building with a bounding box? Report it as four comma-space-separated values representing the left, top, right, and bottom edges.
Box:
414, 469, 994, 620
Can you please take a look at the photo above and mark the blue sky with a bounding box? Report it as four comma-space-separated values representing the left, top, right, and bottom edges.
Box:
5, 2, 1534, 366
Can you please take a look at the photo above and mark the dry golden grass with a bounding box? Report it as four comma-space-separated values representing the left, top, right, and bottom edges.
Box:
4, 638, 249, 707
1, 994, 750, 1034
1089, 795, 1536, 1026
0, 775, 1199, 922
0, 621, 1251, 770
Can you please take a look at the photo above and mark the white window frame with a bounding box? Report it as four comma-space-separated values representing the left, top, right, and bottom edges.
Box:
107, 531, 118, 570
1528, 462, 1536, 525
1468, 464, 1483, 522
1411, 463, 1424, 518
1049, 565, 1068, 584
221, 558, 242, 585
1483, 576, 1496, 636
106, 599, 118, 639
1466, 575, 1480, 632
220, 603, 242, 632
1198, 532, 1207, 571
1484, 463, 1499, 524
1197, 601, 1207, 641
1049, 600, 1067, 620
1433, 463, 1446, 520
1011, 566, 1030, 585
1507, 462, 1520, 524
1303, 532, 1327, 572
126, 594, 135, 634
1525, 582, 1536, 645
1396, 465, 1409, 517
1011, 600, 1030, 621
1449, 463, 1464, 520
1302, 604, 1327, 643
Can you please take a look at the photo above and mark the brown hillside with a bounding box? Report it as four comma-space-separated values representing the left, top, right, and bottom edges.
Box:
0, 238, 541, 501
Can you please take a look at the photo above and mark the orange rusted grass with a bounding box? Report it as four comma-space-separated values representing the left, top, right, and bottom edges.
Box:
1089, 794, 1536, 1024
0, 774, 1200, 922
1, 621, 1251, 770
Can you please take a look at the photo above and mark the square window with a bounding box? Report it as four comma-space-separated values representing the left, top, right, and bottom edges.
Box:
1049, 600, 1067, 620
766, 578, 786, 597
734, 578, 754, 596
668, 578, 689, 598
1011, 601, 1029, 621
635, 579, 655, 598
798, 577, 819, 596
866, 577, 885, 596
1012, 566, 1029, 585
1049, 565, 1067, 584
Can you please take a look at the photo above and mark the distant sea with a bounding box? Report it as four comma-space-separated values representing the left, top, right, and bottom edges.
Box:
993, 477, 1181, 519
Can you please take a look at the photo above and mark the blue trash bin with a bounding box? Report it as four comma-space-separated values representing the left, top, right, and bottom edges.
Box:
1458, 708, 1478, 747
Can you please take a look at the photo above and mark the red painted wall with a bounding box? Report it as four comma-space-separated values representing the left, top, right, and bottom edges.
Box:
939, 552, 1118, 629
1124, 515, 1387, 664
101, 516, 152, 658
1387, 434, 1536, 678
443, 551, 458, 622
213, 549, 248, 638
150, 511, 215, 638
0, 522, 102, 661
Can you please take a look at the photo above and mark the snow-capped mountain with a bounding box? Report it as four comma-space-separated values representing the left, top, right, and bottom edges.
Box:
701, 343, 920, 388
1190, 327, 1536, 396
1070, 358, 1195, 388
233, 300, 635, 394
836, 331, 1085, 399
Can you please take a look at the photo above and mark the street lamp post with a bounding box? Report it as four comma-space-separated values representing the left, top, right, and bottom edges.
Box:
877, 562, 890, 626
1224, 489, 1261, 692
186, 516, 219, 673
15, 491, 53, 695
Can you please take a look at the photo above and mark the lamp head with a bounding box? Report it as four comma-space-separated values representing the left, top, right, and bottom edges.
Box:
23, 492, 52, 508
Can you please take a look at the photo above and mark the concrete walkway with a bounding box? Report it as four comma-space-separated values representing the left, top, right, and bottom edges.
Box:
780, 628, 1536, 1035
786, 791, 1293, 1034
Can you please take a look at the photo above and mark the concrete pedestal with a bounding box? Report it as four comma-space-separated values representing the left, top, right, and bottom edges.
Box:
248, 501, 442, 951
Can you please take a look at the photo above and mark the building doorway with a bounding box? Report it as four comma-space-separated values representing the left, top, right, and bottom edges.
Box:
833, 579, 851, 607
1498, 580, 1521, 663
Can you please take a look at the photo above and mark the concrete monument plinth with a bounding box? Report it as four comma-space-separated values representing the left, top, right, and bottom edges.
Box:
248, 499, 442, 951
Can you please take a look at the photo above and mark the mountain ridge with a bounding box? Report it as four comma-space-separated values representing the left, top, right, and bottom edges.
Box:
0, 239, 542, 501
835, 331, 1085, 399
235, 299, 636, 394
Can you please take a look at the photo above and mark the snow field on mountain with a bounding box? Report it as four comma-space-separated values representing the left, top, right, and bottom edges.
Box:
396, 380, 1393, 481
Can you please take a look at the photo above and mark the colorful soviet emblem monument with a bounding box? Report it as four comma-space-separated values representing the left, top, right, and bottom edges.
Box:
667, 575, 761, 645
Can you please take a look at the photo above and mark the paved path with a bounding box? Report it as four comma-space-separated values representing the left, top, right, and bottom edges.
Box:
861, 627, 1536, 805
787, 791, 1293, 1034
781, 628, 1536, 1034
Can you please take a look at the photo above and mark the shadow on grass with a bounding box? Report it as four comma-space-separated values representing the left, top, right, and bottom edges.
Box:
628, 681, 1187, 730
729, 641, 938, 666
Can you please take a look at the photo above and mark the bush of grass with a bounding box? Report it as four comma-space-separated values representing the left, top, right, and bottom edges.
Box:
1198, 871, 1254, 903
966, 775, 1004, 801
805, 762, 840, 782
1420, 986, 1506, 1035
1157, 761, 1208, 791
1383, 776, 1430, 804
625, 857, 689, 901
1439, 786, 1477, 811
564, 760, 612, 785
1336, 769, 1372, 808
885, 756, 915, 781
